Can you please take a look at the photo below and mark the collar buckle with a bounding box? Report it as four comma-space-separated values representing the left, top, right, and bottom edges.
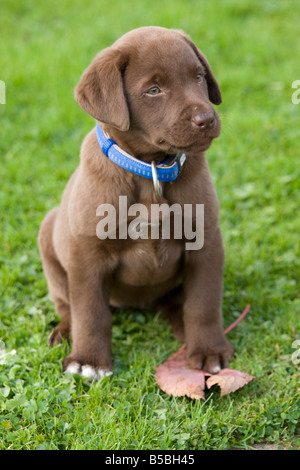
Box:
175, 153, 187, 175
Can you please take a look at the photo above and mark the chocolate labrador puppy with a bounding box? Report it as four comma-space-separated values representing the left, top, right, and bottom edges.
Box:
38, 26, 234, 380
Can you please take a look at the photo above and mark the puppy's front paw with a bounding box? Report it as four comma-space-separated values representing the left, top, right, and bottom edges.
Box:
187, 339, 234, 374
64, 360, 113, 381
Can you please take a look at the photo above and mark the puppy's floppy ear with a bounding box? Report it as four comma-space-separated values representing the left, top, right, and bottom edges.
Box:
196, 49, 222, 105
75, 47, 130, 131
181, 33, 222, 105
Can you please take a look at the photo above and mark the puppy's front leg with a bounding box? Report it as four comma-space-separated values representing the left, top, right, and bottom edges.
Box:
183, 228, 234, 374
63, 241, 113, 380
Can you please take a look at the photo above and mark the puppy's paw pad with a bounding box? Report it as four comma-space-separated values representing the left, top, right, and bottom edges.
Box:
65, 361, 112, 381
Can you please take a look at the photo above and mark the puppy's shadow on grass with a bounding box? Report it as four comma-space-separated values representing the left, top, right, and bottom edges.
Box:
111, 307, 177, 374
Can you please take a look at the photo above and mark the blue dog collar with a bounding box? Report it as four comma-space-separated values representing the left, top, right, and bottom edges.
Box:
96, 123, 187, 183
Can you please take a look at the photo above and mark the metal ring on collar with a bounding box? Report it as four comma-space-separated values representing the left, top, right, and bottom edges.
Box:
151, 161, 162, 198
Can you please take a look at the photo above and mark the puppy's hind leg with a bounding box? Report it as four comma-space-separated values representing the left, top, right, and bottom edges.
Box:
38, 208, 71, 345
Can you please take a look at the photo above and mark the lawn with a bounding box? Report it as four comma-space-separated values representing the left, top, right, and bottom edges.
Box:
0, 0, 299, 450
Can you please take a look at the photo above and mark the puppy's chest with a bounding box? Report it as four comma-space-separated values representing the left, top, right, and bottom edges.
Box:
116, 238, 183, 286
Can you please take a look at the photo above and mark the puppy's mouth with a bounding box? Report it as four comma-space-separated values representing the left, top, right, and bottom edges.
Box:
157, 136, 214, 154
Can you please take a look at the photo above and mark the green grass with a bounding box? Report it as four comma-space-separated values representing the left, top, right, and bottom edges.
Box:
0, 0, 299, 450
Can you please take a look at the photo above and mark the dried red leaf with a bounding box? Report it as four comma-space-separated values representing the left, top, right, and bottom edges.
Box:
206, 368, 255, 396
155, 345, 255, 399
155, 345, 206, 400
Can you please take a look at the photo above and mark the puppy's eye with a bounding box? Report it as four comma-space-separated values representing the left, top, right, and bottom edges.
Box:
146, 86, 161, 95
197, 73, 204, 83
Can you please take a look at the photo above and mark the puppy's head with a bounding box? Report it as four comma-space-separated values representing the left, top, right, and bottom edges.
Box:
75, 27, 222, 155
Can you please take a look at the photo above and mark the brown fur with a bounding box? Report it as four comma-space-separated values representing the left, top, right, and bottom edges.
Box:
38, 27, 234, 376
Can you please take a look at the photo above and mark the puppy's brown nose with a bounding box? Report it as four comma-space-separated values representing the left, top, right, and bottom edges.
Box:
192, 111, 215, 130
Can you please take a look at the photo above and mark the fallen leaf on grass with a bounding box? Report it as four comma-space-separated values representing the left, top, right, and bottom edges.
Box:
155, 345, 206, 400
155, 344, 254, 400
206, 368, 255, 396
